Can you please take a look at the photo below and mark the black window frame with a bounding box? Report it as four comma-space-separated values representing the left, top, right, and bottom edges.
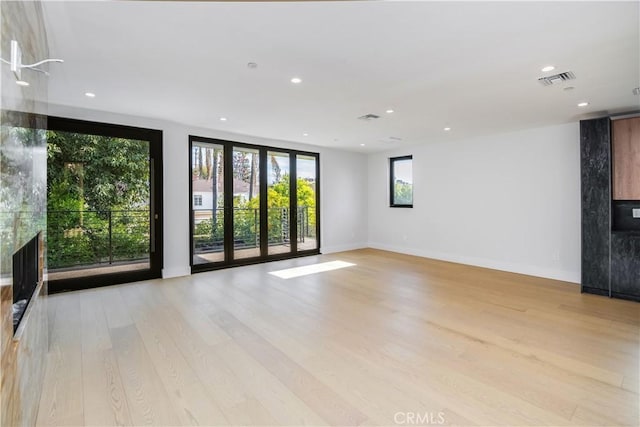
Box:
46, 116, 164, 293
389, 155, 413, 208
189, 135, 321, 273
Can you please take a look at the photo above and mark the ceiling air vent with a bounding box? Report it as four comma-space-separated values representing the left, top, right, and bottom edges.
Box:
538, 71, 576, 86
358, 113, 380, 121
379, 136, 403, 144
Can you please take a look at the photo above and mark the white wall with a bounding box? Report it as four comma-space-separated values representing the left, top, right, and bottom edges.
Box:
47, 104, 368, 278
367, 123, 581, 283
45, 104, 581, 284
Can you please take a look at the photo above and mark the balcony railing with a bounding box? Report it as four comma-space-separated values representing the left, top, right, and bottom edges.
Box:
47, 207, 314, 270
47, 210, 150, 270
192, 206, 314, 254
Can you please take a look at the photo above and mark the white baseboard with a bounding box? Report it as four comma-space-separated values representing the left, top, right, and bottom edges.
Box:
162, 266, 191, 279
367, 242, 580, 284
321, 242, 368, 254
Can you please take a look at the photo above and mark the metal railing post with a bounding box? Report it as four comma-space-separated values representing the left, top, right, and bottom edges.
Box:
108, 210, 113, 265
280, 208, 284, 243
254, 208, 259, 247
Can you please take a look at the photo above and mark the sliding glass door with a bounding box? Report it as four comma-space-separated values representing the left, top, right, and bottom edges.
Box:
191, 141, 224, 265
267, 151, 291, 256
47, 117, 163, 292
190, 136, 319, 271
232, 146, 261, 260
296, 154, 319, 252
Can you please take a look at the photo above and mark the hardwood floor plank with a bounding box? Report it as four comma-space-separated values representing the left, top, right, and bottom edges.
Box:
110, 324, 181, 426
36, 294, 84, 426
148, 301, 285, 424
160, 279, 234, 346
210, 309, 369, 426
213, 338, 329, 426
36, 249, 639, 426
101, 287, 134, 330
80, 293, 133, 426
119, 285, 230, 425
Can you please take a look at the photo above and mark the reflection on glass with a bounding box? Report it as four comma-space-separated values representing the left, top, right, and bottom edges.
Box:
267, 152, 291, 255
296, 155, 318, 251
0, 125, 47, 279
46, 131, 150, 280
192, 142, 224, 264
233, 147, 260, 259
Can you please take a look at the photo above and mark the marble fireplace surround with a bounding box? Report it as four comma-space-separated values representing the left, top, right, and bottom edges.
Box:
1, 1, 50, 426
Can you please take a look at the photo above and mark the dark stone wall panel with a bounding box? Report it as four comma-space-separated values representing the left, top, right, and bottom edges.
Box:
580, 118, 611, 292
611, 232, 640, 300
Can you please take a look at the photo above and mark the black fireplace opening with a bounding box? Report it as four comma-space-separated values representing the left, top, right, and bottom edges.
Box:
13, 233, 40, 333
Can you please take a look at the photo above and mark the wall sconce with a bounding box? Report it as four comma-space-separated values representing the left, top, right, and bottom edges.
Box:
1, 39, 63, 83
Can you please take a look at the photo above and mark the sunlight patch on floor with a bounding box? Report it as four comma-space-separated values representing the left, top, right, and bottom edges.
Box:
269, 260, 356, 279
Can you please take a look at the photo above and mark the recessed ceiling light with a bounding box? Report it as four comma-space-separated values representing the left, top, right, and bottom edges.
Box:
444, 127, 451, 131
219, 117, 227, 121
16, 80, 29, 87
577, 102, 589, 107
303, 132, 309, 136
85, 92, 96, 98
386, 109, 394, 114
360, 143, 365, 146
291, 77, 302, 84
541, 65, 555, 72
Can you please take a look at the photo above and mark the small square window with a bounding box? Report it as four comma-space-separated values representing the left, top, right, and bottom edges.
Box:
390, 155, 413, 208
193, 194, 203, 207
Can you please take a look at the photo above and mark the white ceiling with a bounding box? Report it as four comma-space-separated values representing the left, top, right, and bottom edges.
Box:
41, 1, 640, 152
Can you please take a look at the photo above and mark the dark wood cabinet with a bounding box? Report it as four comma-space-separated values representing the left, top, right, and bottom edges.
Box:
612, 117, 640, 200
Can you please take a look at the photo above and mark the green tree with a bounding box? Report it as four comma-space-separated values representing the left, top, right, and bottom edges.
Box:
394, 181, 413, 205
47, 131, 151, 268
47, 131, 149, 212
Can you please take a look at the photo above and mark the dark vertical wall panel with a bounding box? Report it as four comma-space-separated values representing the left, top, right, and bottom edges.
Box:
611, 233, 640, 301
580, 118, 611, 294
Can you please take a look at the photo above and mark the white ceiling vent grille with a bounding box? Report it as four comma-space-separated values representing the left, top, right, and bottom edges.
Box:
538, 71, 576, 86
358, 114, 380, 121
379, 136, 403, 143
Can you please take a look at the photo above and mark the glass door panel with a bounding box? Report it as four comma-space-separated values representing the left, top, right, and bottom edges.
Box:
232, 146, 260, 260
267, 151, 291, 255
46, 117, 163, 292
191, 142, 224, 265
47, 133, 151, 280
189, 136, 319, 272
296, 155, 318, 251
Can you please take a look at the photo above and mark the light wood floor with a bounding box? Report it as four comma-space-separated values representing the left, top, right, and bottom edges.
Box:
36, 249, 639, 426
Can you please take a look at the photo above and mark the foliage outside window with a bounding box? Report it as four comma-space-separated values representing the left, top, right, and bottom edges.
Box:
390, 155, 413, 208
190, 141, 318, 263
47, 131, 151, 268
